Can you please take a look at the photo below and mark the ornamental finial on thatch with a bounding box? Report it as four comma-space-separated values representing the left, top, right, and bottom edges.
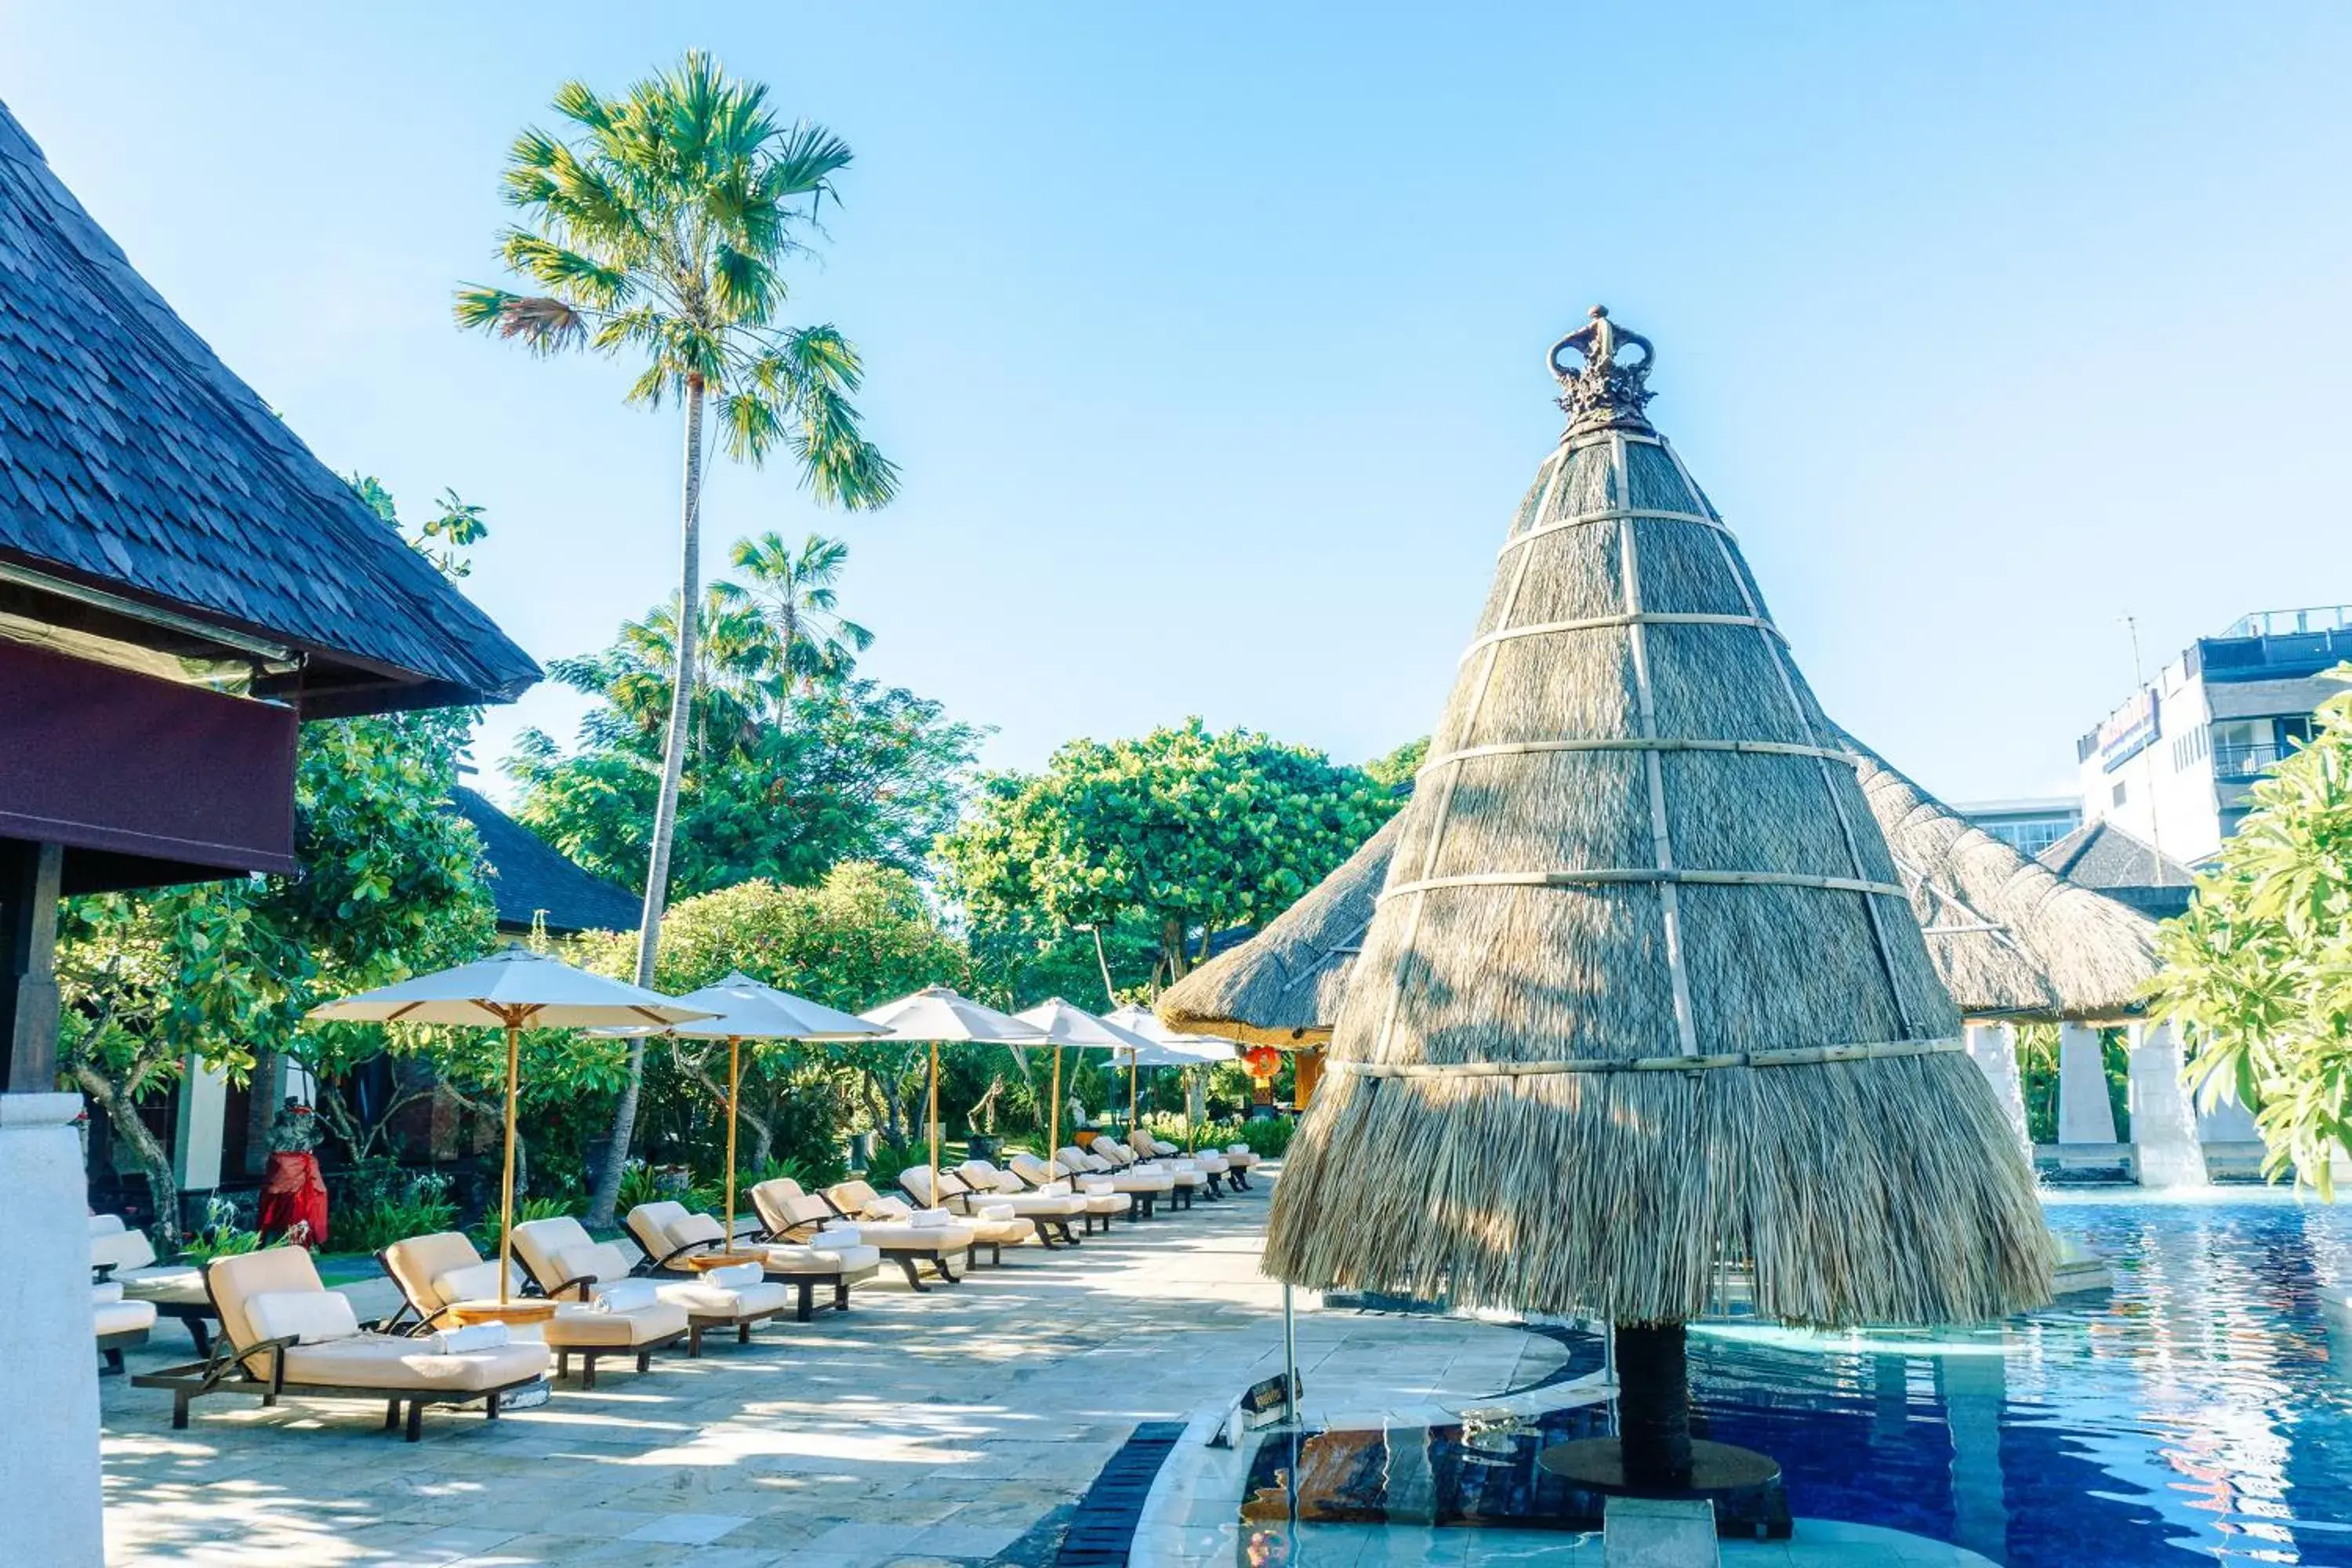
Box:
1549, 304, 1656, 437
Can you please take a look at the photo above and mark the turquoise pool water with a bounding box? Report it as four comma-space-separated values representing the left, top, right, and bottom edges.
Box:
1689, 1190, 2352, 1566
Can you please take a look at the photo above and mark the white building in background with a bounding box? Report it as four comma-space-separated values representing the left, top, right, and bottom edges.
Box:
1958, 797, 2082, 859
2077, 605, 2352, 868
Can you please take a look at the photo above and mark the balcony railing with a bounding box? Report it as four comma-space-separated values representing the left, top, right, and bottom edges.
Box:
2214, 743, 2281, 781
2221, 605, 2352, 639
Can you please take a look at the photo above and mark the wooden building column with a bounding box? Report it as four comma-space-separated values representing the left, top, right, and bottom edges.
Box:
1293, 1047, 1324, 1108
1, 840, 64, 1094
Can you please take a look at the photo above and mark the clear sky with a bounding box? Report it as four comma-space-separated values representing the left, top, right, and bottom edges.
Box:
4, 4, 2347, 808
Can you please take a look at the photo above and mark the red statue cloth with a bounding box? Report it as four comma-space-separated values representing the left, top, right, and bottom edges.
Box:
257, 1151, 328, 1248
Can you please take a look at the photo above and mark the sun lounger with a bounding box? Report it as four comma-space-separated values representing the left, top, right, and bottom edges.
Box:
89, 1214, 216, 1354
378, 1231, 688, 1388
750, 1178, 972, 1291
953, 1159, 1096, 1241
811, 1178, 983, 1288
1004, 1152, 1127, 1232
129, 1246, 548, 1439
1054, 1145, 1174, 1218
625, 1200, 880, 1320
94, 1279, 153, 1375
1221, 1142, 1261, 1190
896, 1167, 1060, 1257
1076, 1139, 1201, 1208
1127, 1131, 1231, 1196
510, 1216, 789, 1356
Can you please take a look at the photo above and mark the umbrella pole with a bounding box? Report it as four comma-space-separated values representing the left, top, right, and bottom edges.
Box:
927, 1039, 941, 1209
1047, 1045, 1062, 1163
724, 1036, 741, 1250
499, 1018, 520, 1305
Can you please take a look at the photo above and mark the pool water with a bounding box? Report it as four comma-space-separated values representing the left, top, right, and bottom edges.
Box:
1688, 1191, 2352, 1566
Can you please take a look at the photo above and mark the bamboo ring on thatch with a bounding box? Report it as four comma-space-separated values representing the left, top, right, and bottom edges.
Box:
1379, 869, 1910, 900
1328, 1036, 1962, 1077
1421, 737, 1860, 770
1501, 507, 1730, 553
1457, 610, 1784, 662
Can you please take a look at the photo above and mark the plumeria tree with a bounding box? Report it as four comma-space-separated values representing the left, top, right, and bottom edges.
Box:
456, 52, 896, 1224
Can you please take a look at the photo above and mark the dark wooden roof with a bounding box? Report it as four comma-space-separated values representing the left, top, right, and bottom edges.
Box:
449, 787, 640, 937
2037, 820, 2196, 920
0, 100, 539, 717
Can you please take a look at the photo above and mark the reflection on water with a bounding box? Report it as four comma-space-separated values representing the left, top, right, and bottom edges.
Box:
1689, 1192, 2352, 1566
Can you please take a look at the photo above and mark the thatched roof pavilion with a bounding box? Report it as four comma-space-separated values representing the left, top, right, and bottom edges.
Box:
1839, 729, 2158, 1022
1163, 733, 2158, 1037
1263, 312, 2052, 1382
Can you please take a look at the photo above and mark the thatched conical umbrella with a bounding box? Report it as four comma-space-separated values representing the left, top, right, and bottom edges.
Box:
1263, 308, 2053, 1494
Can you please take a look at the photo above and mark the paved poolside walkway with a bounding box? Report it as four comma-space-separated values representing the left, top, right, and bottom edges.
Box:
98, 1171, 1568, 1566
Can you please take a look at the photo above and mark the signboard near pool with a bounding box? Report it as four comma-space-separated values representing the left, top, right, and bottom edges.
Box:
2098, 689, 2159, 772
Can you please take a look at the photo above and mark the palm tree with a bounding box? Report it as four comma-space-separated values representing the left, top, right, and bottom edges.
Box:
730, 531, 873, 713
456, 53, 896, 1225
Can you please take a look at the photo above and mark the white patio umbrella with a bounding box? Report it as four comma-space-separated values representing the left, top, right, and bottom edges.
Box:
602, 973, 884, 1251
309, 949, 713, 1301
858, 987, 1045, 1210
1012, 998, 1157, 1171
1105, 1004, 1238, 1141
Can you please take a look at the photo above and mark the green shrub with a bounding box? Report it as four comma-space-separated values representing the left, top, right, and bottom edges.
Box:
1233, 1117, 1296, 1158
335, 1167, 459, 1254
470, 1195, 580, 1256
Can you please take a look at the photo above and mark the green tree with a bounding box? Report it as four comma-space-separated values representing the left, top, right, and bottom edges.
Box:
729, 531, 873, 711
2155, 667, 2352, 1193
938, 719, 1399, 982
568, 865, 973, 1169
1363, 736, 1428, 793
456, 52, 896, 1225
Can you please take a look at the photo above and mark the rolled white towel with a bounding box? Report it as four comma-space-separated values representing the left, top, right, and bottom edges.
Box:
424, 1323, 511, 1352
908, 1207, 953, 1229
1080, 1178, 1116, 1196
1039, 1180, 1073, 1197
593, 1279, 659, 1313
1226, 1143, 1250, 1155
975, 1202, 1016, 1221
93, 1280, 124, 1305
813, 1224, 862, 1247
703, 1261, 764, 1289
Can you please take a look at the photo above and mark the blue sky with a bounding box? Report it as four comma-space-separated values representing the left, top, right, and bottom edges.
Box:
4, 4, 2346, 807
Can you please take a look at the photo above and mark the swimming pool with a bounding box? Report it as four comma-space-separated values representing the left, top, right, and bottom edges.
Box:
1688, 1190, 2352, 1566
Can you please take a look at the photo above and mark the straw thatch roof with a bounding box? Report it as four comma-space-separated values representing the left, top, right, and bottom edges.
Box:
1162, 728, 2159, 1039
1157, 810, 1400, 1047
1839, 731, 2159, 1021
1263, 309, 2052, 1328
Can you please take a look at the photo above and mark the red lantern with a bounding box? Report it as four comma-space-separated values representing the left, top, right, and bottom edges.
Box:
1243, 1045, 1283, 1083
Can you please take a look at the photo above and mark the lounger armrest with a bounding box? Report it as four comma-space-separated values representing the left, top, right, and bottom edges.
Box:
547, 1273, 598, 1302
645, 1239, 713, 1275
92, 1261, 118, 1283
245, 1334, 301, 1397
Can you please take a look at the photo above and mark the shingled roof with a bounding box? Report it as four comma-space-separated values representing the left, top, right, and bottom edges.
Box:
0, 100, 539, 716
450, 787, 640, 937
2037, 820, 2196, 920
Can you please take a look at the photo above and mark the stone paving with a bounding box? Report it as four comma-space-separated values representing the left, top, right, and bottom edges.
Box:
98, 1170, 1567, 1567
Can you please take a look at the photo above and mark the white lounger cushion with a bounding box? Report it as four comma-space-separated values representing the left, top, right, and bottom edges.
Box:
279, 1335, 548, 1392
655, 1277, 793, 1317
246, 1289, 361, 1345
96, 1298, 155, 1337
431, 1260, 513, 1305
556, 1241, 636, 1286
814, 1223, 862, 1247
90, 1214, 126, 1238
762, 1241, 881, 1273
93, 1279, 122, 1304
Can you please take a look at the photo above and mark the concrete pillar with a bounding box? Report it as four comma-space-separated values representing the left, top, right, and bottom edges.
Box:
2196, 1075, 2260, 1144
1940, 1352, 2010, 1563
1, 1092, 106, 1566
2056, 1023, 2117, 1146
173, 1053, 227, 1203
2126, 1021, 2209, 1188
1964, 1022, 2030, 1157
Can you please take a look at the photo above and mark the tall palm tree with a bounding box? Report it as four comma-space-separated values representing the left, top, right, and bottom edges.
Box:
730, 531, 873, 713
456, 52, 896, 1225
